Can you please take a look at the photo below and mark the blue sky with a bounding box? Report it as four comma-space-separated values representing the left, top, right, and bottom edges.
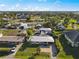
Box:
0, 0, 79, 11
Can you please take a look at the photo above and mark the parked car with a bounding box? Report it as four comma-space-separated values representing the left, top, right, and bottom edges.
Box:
11, 48, 16, 52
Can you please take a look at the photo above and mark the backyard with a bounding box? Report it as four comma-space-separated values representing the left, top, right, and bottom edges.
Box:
15, 42, 50, 59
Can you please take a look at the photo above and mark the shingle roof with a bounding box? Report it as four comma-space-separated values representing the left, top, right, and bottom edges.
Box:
29, 35, 54, 42
39, 28, 52, 31
64, 30, 79, 43
0, 36, 24, 42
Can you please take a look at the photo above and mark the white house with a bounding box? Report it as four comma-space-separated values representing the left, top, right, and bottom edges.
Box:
39, 28, 52, 33
19, 23, 32, 29
38, 28, 52, 35
29, 35, 54, 44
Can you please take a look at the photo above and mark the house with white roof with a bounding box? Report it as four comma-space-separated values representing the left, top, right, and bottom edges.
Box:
29, 35, 54, 44
39, 28, 52, 33
36, 28, 52, 36
39, 28, 52, 32
19, 23, 32, 29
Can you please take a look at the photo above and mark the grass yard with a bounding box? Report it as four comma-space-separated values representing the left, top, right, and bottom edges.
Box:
0, 48, 11, 57
15, 48, 37, 59
0, 48, 11, 51
8, 20, 20, 24
35, 53, 50, 59
0, 29, 19, 36
66, 23, 79, 30
15, 42, 50, 59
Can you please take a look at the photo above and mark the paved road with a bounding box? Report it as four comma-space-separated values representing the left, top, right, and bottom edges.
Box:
0, 43, 23, 59
50, 45, 57, 59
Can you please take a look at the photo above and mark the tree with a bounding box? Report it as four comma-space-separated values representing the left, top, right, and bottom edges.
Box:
48, 17, 60, 29
0, 20, 8, 28
36, 47, 40, 55
27, 29, 34, 36
63, 17, 70, 27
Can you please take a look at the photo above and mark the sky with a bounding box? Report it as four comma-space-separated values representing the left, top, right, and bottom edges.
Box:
0, 0, 79, 11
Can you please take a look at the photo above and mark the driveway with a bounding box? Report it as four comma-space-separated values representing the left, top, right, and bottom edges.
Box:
0, 43, 23, 59
50, 44, 57, 59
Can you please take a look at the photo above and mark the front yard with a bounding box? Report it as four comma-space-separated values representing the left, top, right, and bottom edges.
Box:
15, 42, 50, 59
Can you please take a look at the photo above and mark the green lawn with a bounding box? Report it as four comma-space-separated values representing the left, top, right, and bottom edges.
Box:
35, 53, 50, 59
0, 29, 18, 36
15, 48, 37, 59
66, 24, 79, 30
15, 42, 50, 59
57, 50, 73, 59
0, 48, 11, 51
0, 48, 11, 57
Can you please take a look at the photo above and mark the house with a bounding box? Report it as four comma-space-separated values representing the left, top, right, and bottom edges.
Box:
76, 20, 79, 24
16, 13, 27, 21
29, 35, 54, 44
2, 18, 10, 20
17, 30, 27, 36
57, 24, 65, 30
35, 24, 42, 29
19, 22, 38, 29
64, 30, 79, 47
0, 36, 25, 45
19, 23, 33, 29
19, 23, 29, 29
29, 27, 54, 53
34, 28, 53, 37
39, 28, 52, 34
29, 35, 54, 53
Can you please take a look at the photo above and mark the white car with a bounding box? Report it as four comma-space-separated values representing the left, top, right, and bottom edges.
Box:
11, 48, 16, 52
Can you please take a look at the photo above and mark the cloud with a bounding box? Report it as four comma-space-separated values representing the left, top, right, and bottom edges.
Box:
0, 4, 6, 7
0, 0, 78, 11
15, 3, 20, 7
48, 0, 63, 11
23, 6, 50, 11
8, 3, 21, 11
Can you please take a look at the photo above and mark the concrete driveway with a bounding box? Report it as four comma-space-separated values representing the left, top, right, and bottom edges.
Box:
50, 44, 57, 59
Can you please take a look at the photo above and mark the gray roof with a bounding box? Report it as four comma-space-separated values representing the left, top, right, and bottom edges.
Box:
64, 30, 79, 43
0, 36, 24, 43
39, 28, 52, 31
29, 35, 54, 42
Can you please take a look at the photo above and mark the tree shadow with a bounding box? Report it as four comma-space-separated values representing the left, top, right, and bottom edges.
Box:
59, 34, 79, 59
0, 51, 10, 57
19, 42, 39, 51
